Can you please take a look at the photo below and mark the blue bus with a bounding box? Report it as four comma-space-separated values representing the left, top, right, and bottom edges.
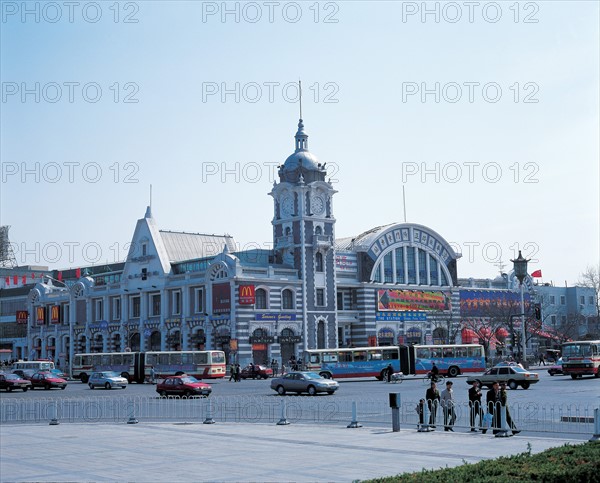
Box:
304, 343, 484, 380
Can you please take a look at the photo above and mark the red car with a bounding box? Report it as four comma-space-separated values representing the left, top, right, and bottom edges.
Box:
240, 364, 273, 380
156, 375, 212, 397
0, 373, 32, 392
30, 371, 67, 390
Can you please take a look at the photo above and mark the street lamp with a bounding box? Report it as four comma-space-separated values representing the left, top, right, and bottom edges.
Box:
511, 250, 530, 366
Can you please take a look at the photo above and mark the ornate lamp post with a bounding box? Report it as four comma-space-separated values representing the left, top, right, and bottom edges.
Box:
511, 251, 530, 366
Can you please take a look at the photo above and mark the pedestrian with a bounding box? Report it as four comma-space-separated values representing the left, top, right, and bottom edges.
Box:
235, 364, 241, 382
271, 359, 279, 377
539, 353, 545, 366
150, 365, 156, 384
416, 398, 425, 427
485, 381, 502, 434
281, 363, 286, 375
499, 381, 520, 434
425, 381, 440, 429
428, 362, 439, 382
385, 363, 393, 383
468, 379, 484, 432
229, 363, 236, 382
440, 380, 456, 431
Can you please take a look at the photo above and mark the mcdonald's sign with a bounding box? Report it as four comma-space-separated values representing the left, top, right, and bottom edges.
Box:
50, 305, 60, 324
239, 285, 255, 305
36, 307, 46, 325
16, 310, 28, 324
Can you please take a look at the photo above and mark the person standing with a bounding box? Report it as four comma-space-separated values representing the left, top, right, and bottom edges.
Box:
499, 381, 520, 434
385, 363, 393, 383
468, 380, 484, 432
150, 366, 156, 384
440, 381, 456, 431
229, 363, 236, 382
271, 359, 279, 377
429, 363, 439, 382
235, 363, 241, 382
486, 381, 502, 434
425, 381, 440, 429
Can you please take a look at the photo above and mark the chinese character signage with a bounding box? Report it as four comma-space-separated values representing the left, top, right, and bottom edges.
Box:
377, 289, 451, 312
239, 285, 255, 305
212, 283, 231, 314
376, 311, 427, 321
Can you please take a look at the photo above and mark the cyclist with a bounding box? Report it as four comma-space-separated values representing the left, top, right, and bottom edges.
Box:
428, 363, 440, 382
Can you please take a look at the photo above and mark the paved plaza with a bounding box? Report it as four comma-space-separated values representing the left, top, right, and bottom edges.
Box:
0, 420, 585, 482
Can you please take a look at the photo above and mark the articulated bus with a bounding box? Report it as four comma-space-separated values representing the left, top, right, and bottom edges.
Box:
561, 340, 600, 379
304, 343, 485, 380
12, 360, 55, 373
72, 351, 226, 383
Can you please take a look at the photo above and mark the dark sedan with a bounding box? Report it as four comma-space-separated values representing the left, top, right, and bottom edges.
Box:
0, 373, 32, 392
30, 372, 67, 390
240, 364, 273, 379
156, 375, 212, 397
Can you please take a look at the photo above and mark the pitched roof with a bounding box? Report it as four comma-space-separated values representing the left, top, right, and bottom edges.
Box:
159, 230, 236, 262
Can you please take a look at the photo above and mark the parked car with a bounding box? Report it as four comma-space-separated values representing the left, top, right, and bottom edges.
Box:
270, 371, 339, 396
0, 372, 32, 392
466, 365, 539, 389
240, 364, 273, 379
156, 375, 212, 397
12, 369, 36, 380
88, 371, 128, 389
30, 371, 67, 390
547, 358, 564, 376
50, 368, 68, 380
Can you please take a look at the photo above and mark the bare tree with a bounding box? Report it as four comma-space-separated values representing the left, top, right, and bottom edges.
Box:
578, 264, 600, 320
431, 311, 462, 344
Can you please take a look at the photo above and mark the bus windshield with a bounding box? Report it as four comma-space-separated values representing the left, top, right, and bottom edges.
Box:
563, 344, 593, 357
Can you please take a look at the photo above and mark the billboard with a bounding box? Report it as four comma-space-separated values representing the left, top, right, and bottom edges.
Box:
212, 283, 231, 314
377, 289, 451, 312
459, 290, 531, 317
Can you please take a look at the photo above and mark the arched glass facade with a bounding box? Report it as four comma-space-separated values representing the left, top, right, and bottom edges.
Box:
372, 246, 451, 287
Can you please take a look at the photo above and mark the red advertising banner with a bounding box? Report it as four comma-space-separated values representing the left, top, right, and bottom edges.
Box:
16, 310, 29, 324
212, 283, 231, 314
377, 289, 451, 312
50, 305, 60, 324
36, 307, 46, 325
239, 285, 255, 305
368, 335, 377, 347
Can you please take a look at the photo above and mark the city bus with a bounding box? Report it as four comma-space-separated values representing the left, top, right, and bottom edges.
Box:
561, 340, 600, 379
304, 343, 485, 380
12, 360, 55, 372
72, 351, 226, 383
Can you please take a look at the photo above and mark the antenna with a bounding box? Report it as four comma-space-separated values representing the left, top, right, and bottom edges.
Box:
149, 184, 152, 210
299, 79, 302, 119
402, 185, 407, 222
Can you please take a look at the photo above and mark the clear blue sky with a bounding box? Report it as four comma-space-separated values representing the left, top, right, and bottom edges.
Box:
1, 0, 598, 284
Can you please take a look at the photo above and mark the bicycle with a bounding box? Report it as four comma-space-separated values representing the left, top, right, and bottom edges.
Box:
422, 373, 445, 385
389, 371, 404, 384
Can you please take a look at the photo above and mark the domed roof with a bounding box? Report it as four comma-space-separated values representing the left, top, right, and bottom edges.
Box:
279, 119, 326, 184
283, 150, 320, 171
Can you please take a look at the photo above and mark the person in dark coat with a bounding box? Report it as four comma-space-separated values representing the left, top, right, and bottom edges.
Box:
499, 381, 520, 434
468, 379, 483, 431
425, 381, 440, 428
486, 381, 502, 434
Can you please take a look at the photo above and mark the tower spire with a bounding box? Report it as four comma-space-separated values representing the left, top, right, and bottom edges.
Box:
299, 79, 302, 120
294, 80, 308, 152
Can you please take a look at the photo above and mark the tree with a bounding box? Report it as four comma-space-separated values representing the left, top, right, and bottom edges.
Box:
431, 310, 461, 344
578, 264, 600, 320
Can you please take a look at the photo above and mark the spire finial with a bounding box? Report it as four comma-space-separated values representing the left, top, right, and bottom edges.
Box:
299, 79, 302, 121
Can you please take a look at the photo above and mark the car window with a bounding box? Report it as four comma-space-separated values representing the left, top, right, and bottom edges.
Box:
499, 368, 510, 375
488, 368, 498, 375
512, 366, 527, 373
165, 379, 173, 386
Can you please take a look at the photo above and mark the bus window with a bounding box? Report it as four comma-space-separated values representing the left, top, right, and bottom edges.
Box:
382, 349, 399, 360
113, 354, 123, 365
194, 352, 208, 364
181, 353, 193, 364
454, 347, 467, 357
339, 352, 352, 362
92, 355, 101, 366
323, 352, 338, 363
354, 351, 367, 362
210, 352, 224, 364
81, 355, 90, 366
101, 355, 111, 365
468, 347, 482, 358
124, 354, 134, 365
310, 353, 320, 364
417, 348, 430, 359
368, 350, 382, 361
159, 353, 169, 365
146, 353, 157, 365
443, 348, 455, 358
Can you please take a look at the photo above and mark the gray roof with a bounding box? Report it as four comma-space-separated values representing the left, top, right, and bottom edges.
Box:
160, 231, 236, 262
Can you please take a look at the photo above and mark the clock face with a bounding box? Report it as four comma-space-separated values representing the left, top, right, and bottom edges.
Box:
281, 196, 294, 216
311, 195, 325, 215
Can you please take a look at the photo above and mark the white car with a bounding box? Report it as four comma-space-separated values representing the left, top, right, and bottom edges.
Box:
88, 371, 128, 390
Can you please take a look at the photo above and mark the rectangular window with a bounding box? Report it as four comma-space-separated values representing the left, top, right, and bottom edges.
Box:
112, 298, 121, 321
395, 248, 405, 284
406, 247, 416, 284
429, 254, 438, 286
418, 249, 427, 284
151, 294, 161, 317
384, 252, 393, 283
95, 299, 103, 321
561, 315, 567, 324
336, 291, 344, 310
131, 296, 141, 318
580, 295, 585, 305
316, 288, 325, 306
62, 304, 69, 324
560, 295, 566, 305
550, 295, 555, 305
194, 288, 204, 314
551, 315, 556, 325
590, 296, 595, 305
172, 291, 181, 315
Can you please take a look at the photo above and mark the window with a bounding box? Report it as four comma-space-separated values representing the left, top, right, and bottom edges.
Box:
315, 252, 323, 272
282, 289, 294, 309
384, 252, 393, 283
560, 295, 566, 305
194, 288, 204, 313
131, 296, 140, 318
429, 254, 438, 285
142, 244, 147, 256
316, 288, 325, 306
112, 297, 121, 321
337, 291, 344, 310
580, 296, 585, 305
172, 291, 181, 315
418, 249, 427, 284
95, 299, 103, 321
395, 248, 404, 283
561, 315, 567, 324
255, 288, 267, 309
151, 294, 161, 316
406, 247, 416, 284
315, 226, 322, 235
590, 296, 595, 305
551, 315, 556, 325
550, 295, 556, 305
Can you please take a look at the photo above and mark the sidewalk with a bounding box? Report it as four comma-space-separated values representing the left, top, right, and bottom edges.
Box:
0, 422, 584, 482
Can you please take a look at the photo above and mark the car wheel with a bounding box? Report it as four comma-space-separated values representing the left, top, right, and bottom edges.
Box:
61, 386, 66, 390
549, 371, 555, 376
263, 375, 268, 379
105, 382, 112, 390
121, 386, 127, 389
320, 372, 331, 379
89, 384, 94, 389
22, 387, 28, 392
307, 385, 317, 396
447, 366, 459, 378
521, 382, 530, 390
276, 385, 286, 395
121, 372, 130, 382
327, 390, 335, 395
184, 390, 193, 398
570, 374, 578, 380
508, 380, 518, 390
7, 387, 12, 392
159, 390, 167, 397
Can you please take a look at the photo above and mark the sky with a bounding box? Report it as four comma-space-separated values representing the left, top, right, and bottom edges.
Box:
1, 0, 599, 285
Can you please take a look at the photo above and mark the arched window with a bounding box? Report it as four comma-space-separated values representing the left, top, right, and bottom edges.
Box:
315, 226, 322, 235
317, 320, 326, 349
255, 288, 267, 309
285, 226, 291, 236
282, 289, 294, 309
315, 252, 323, 272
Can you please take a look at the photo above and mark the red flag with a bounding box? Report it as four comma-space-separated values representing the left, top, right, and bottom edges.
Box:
13, 275, 18, 285
75, 268, 81, 278
531, 270, 542, 278
57, 271, 63, 281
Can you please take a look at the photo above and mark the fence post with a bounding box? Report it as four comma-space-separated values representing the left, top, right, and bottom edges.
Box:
277, 398, 290, 425
389, 393, 400, 432
127, 400, 138, 424
419, 400, 432, 432
347, 401, 362, 428
495, 404, 510, 438
49, 400, 59, 426
589, 408, 600, 442
203, 397, 216, 424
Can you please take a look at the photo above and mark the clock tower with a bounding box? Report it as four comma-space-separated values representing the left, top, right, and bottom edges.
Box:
269, 118, 338, 351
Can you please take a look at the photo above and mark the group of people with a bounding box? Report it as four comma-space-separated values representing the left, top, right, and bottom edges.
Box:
228, 363, 242, 382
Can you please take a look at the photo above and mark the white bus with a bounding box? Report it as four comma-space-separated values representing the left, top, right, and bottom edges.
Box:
13, 360, 55, 373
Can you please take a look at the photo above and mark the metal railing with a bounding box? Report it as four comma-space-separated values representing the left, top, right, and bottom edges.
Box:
1, 395, 597, 437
